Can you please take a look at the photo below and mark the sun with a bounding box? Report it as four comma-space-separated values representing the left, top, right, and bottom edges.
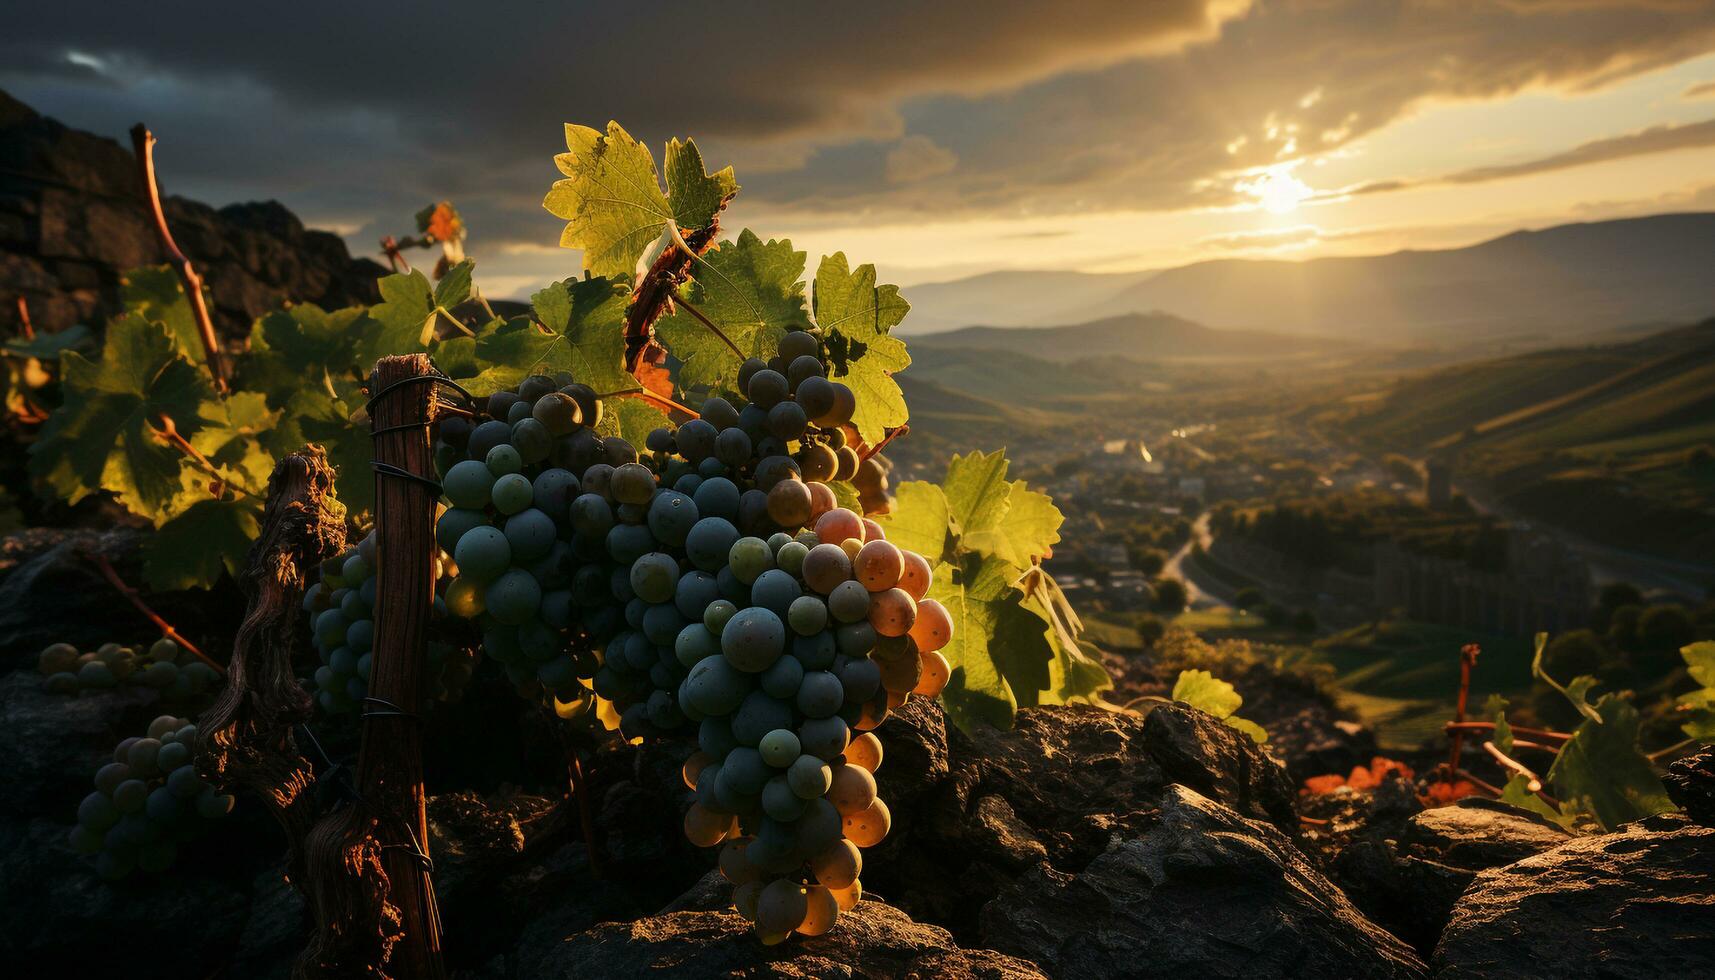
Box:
1240, 167, 1314, 214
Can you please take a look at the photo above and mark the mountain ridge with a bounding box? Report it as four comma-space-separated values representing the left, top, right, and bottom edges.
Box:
899, 213, 1715, 342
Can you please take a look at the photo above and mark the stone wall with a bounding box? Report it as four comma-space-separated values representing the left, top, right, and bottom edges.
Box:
0, 89, 385, 337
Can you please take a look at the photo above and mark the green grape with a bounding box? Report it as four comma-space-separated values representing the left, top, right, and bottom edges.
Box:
491, 472, 534, 514
758, 728, 801, 767
112, 779, 148, 813
776, 540, 810, 578
77, 661, 115, 689
486, 443, 523, 476
827, 580, 871, 624
761, 776, 808, 821
94, 762, 131, 796
787, 595, 829, 636
611, 462, 656, 505
728, 537, 775, 584
503, 508, 558, 562
445, 577, 486, 618
453, 526, 511, 581
685, 656, 751, 716
796, 670, 844, 719
731, 690, 794, 746
77, 792, 120, 831
787, 754, 833, 799
721, 607, 785, 672
687, 517, 740, 573
485, 569, 543, 626
630, 552, 681, 604
443, 459, 495, 509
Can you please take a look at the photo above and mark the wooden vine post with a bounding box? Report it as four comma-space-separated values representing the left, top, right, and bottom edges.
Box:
360, 353, 449, 977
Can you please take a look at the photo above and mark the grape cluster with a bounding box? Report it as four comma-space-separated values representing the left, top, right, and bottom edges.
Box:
674, 503, 954, 940
432, 372, 618, 703
70, 715, 235, 879
36, 638, 219, 701
303, 529, 473, 714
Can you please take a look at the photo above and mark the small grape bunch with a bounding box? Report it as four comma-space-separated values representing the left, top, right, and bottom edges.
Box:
303, 528, 474, 714
36, 638, 220, 701
433, 371, 616, 702
70, 715, 235, 880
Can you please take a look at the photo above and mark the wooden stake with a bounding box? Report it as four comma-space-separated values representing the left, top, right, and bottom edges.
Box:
355, 354, 447, 978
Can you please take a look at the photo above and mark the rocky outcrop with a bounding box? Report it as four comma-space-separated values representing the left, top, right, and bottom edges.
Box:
980, 786, 1428, 979
521, 897, 1050, 980
0, 89, 383, 337
1665, 745, 1715, 826
864, 701, 1299, 937
1435, 813, 1715, 978
1333, 798, 1571, 953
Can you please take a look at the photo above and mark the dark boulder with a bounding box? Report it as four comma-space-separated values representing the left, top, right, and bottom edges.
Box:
980, 785, 1428, 980
1665, 745, 1715, 826
1333, 798, 1571, 953
1435, 813, 1715, 978
519, 895, 1049, 979
863, 701, 1298, 939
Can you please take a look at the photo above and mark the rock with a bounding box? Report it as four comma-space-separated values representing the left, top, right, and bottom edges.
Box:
980, 785, 1428, 980
0, 819, 253, 977
1141, 701, 1298, 833
862, 702, 1300, 940
963, 795, 1048, 871
0, 527, 242, 670
1332, 799, 1571, 953
0, 89, 384, 338
230, 867, 308, 980
874, 694, 950, 807
1665, 745, 1715, 826
0, 671, 163, 819
520, 897, 1049, 979
1435, 813, 1715, 978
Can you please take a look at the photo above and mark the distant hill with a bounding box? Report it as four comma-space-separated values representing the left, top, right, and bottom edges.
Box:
901, 214, 1715, 342
1343, 320, 1715, 455
910, 311, 1335, 363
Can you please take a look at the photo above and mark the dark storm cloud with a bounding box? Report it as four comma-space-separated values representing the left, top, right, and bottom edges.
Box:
4, 0, 1715, 257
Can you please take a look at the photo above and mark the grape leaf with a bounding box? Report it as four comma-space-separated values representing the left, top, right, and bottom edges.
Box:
875, 481, 950, 564
463, 277, 633, 397
596, 395, 672, 447
1171, 669, 1266, 743
655, 230, 806, 391
993, 481, 1063, 566
119, 266, 206, 363
1173, 669, 1242, 717
1497, 774, 1576, 829
941, 450, 1012, 549
241, 304, 368, 405
30, 316, 214, 522
544, 122, 737, 278
828, 480, 863, 516
813, 254, 910, 444
925, 554, 1022, 730
5, 323, 92, 358
1679, 641, 1715, 740
298, 395, 375, 518
1547, 693, 1676, 830
434, 259, 475, 308
142, 497, 262, 590
354, 271, 436, 369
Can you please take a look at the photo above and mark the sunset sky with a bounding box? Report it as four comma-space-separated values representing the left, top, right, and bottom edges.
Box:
7, 1, 1715, 297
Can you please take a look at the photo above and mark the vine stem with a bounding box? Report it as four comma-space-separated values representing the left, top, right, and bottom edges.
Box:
80, 550, 224, 674
15, 296, 34, 339
1648, 737, 1699, 763
129, 124, 229, 394
152, 410, 265, 500
566, 749, 603, 879
670, 293, 745, 360
1483, 741, 1546, 794
1443, 721, 1571, 744
1444, 765, 1504, 798
860, 423, 908, 461
1445, 643, 1480, 791
592, 385, 700, 420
